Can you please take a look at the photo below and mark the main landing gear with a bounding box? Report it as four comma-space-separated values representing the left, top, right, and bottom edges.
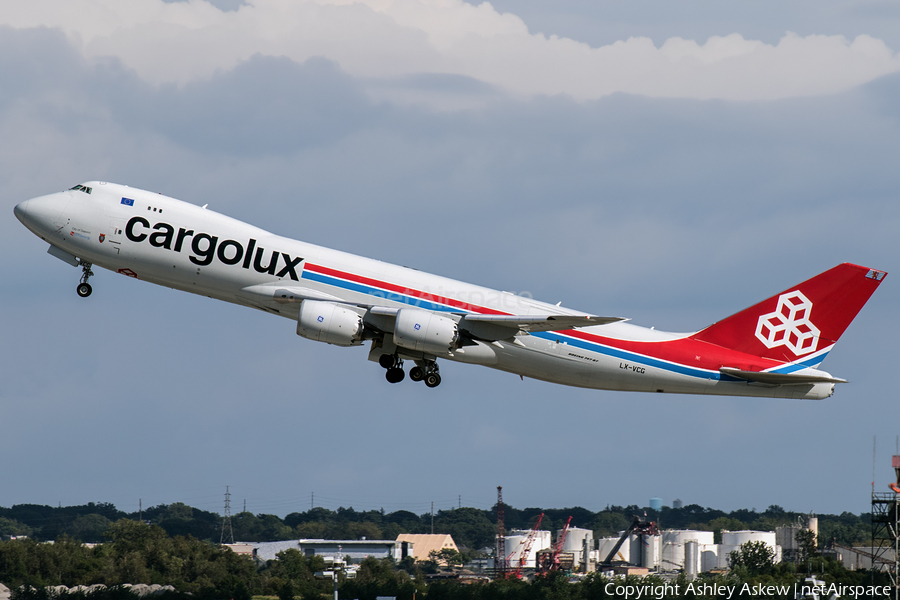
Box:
379, 355, 442, 388
76, 261, 94, 298
379, 353, 405, 383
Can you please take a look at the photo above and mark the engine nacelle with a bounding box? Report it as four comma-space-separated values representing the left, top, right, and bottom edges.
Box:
297, 300, 364, 347
393, 308, 459, 355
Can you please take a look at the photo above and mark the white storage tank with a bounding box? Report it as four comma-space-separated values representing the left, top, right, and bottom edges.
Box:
660, 530, 715, 571
684, 540, 699, 579
718, 545, 738, 569
505, 530, 551, 569
642, 535, 659, 569
563, 527, 593, 552
720, 530, 778, 566
721, 530, 776, 547
561, 527, 593, 565
598, 536, 629, 564
629, 534, 660, 569
700, 544, 718, 572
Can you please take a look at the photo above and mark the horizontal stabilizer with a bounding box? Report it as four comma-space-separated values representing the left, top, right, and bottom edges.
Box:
460, 314, 625, 332
720, 367, 846, 385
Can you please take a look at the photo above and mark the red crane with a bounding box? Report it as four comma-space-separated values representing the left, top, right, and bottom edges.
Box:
509, 513, 544, 579
549, 516, 573, 571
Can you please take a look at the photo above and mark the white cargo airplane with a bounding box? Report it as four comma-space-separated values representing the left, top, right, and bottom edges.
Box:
15, 182, 886, 397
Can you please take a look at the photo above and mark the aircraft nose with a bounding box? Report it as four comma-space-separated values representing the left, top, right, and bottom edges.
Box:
13, 198, 30, 224
14, 193, 67, 236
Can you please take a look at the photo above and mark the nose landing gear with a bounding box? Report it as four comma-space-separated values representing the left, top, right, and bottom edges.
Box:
76, 261, 94, 297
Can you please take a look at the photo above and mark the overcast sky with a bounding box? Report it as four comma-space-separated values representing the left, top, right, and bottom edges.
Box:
2, 0, 898, 521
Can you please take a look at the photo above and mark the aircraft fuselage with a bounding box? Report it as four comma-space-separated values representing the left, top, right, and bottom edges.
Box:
16, 182, 884, 398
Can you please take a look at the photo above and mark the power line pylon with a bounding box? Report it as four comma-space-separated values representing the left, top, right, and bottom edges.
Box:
872, 455, 899, 600
496, 486, 506, 579
220, 485, 235, 545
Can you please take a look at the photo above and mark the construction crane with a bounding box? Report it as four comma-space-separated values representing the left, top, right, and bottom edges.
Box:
601, 515, 659, 566
544, 516, 573, 572
509, 513, 544, 579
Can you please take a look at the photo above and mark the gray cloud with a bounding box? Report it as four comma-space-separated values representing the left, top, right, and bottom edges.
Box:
2, 25, 898, 515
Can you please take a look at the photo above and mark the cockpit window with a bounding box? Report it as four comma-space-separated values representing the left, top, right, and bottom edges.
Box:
69, 184, 93, 194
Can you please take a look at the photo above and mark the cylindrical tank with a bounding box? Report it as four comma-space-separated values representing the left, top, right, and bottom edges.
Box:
583, 534, 594, 572
598, 536, 629, 564
684, 540, 699, 579
808, 518, 818, 546
642, 535, 659, 569
721, 530, 776, 547
718, 545, 737, 569
505, 530, 551, 568
505, 534, 527, 566
649, 497, 663, 511
660, 530, 715, 571
629, 534, 660, 569
700, 545, 718, 572
563, 527, 592, 552
559, 527, 592, 570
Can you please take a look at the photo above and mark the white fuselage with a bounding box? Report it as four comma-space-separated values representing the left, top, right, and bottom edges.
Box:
15, 182, 836, 399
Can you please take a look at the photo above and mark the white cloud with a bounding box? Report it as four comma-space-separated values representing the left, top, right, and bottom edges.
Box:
3, 0, 899, 101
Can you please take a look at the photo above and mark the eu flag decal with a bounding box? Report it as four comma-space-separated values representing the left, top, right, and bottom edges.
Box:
121, 197, 134, 206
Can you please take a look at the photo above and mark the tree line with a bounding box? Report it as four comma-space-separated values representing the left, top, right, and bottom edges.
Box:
0, 523, 891, 600
0, 501, 872, 550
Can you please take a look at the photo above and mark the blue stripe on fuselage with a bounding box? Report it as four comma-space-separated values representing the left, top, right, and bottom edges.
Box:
301, 270, 458, 313
301, 267, 814, 383
531, 331, 731, 382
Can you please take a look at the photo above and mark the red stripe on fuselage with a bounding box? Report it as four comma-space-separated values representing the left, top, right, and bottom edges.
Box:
305, 263, 788, 373
558, 328, 789, 373
304, 263, 507, 315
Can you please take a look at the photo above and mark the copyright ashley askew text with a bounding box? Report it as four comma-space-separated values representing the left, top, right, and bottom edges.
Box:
604, 581, 892, 598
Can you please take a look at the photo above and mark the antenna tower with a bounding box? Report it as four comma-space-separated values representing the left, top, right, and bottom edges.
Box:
871, 452, 899, 600
496, 486, 507, 579
220, 486, 235, 545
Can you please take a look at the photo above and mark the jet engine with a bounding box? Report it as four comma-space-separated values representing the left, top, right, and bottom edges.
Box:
297, 300, 364, 346
393, 308, 459, 355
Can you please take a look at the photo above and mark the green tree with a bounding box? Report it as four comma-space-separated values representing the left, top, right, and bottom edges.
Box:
729, 541, 775, 576
428, 548, 465, 568
795, 528, 818, 562
71, 514, 112, 543
0, 517, 33, 538
590, 511, 630, 537
431, 508, 496, 551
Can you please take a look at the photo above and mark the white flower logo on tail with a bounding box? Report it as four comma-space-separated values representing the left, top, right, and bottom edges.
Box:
755, 291, 820, 355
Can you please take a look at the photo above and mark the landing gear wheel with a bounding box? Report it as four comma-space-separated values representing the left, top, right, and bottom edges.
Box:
386, 367, 405, 384
424, 373, 441, 388
409, 366, 425, 382
77, 260, 94, 298
378, 354, 395, 369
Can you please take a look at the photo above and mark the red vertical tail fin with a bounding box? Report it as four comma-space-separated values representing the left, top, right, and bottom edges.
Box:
691, 264, 886, 364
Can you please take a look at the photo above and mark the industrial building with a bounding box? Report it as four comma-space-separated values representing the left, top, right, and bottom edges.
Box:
249, 538, 409, 563
493, 528, 783, 576
395, 533, 459, 562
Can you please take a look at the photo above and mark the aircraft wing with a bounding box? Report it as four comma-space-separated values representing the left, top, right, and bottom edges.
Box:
241, 285, 624, 339
459, 314, 625, 332
370, 307, 623, 339
719, 367, 847, 385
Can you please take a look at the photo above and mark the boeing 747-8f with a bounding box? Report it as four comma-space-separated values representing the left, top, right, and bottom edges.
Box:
14, 182, 886, 397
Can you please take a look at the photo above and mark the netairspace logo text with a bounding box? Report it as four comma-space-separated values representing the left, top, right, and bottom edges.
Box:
604, 581, 892, 598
